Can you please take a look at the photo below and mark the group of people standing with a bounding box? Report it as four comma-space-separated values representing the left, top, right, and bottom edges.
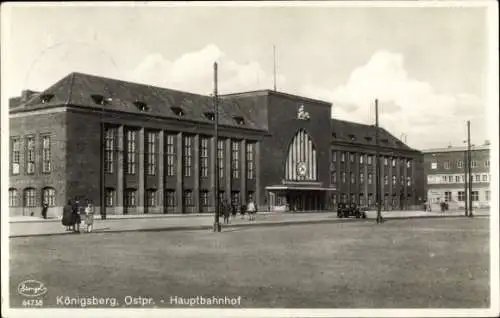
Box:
62, 199, 95, 233
58, 198, 256, 232
220, 199, 257, 224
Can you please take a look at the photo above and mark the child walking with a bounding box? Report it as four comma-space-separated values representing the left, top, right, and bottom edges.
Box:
84, 202, 95, 233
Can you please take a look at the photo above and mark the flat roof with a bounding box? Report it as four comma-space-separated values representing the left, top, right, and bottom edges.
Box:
421, 144, 490, 153
220, 89, 332, 106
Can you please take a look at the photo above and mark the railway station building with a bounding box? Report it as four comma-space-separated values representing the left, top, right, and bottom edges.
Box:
8, 72, 424, 217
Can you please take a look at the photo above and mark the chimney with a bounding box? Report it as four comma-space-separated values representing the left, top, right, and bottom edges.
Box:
20, 90, 37, 103
484, 140, 490, 145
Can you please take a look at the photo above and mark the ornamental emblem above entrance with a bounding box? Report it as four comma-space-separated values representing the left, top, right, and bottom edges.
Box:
296, 161, 308, 177
297, 104, 310, 120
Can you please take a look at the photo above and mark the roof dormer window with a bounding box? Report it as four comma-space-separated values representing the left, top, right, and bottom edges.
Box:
204, 111, 215, 121
364, 136, 373, 142
381, 138, 389, 143
40, 94, 54, 104
233, 116, 245, 125
91, 94, 107, 105
348, 134, 356, 141
171, 106, 184, 117
133, 101, 149, 112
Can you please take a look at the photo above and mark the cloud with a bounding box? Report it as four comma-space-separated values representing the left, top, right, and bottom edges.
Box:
126, 44, 285, 95
14, 41, 123, 96
301, 50, 485, 149
126, 47, 486, 149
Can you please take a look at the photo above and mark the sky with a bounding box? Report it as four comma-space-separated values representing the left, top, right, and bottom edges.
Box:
1, 2, 496, 150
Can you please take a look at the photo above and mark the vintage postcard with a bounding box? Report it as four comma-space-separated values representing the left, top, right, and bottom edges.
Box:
1, 1, 498, 317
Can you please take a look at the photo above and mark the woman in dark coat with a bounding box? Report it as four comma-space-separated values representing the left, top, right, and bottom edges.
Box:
223, 200, 231, 224
231, 203, 237, 218
62, 200, 73, 231
41, 202, 49, 219
72, 200, 82, 233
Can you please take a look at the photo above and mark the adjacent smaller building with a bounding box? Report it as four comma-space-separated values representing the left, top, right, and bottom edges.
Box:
422, 143, 491, 210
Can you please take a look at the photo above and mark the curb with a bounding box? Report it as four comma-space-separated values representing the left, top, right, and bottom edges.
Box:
8, 214, 488, 238
8, 212, 315, 224
10, 209, 489, 224
9, 218, 358, 238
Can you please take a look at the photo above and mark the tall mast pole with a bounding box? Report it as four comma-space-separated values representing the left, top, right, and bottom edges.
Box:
467, 120, 473, 217
464, 148, 468, 216
213, 62, 221, 232
375, 99, 383, 224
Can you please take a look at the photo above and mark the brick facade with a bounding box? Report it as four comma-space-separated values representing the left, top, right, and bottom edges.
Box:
8, 72, 424, 216
330, 145, 423, 210
9, 109, 68, 217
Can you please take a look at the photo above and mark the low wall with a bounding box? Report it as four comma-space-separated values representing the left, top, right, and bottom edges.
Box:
10, 207, 64, 218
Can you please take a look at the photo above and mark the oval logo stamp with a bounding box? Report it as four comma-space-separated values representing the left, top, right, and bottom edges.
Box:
17, 280, 48, 297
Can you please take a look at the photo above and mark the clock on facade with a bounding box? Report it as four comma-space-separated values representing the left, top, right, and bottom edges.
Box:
296, 162, 307, 177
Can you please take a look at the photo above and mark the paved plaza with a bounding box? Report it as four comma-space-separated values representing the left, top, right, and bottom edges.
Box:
9, 209, 490, 237
9, 217, 489, 308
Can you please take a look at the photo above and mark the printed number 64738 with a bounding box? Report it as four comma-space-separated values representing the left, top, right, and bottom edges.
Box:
22, 299, 43, 307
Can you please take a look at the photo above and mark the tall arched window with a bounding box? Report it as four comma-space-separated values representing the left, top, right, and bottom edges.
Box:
9, 188, 19, 207
285, 129, 317, 181
42, 187, 56, 206
23, 188, 36, 207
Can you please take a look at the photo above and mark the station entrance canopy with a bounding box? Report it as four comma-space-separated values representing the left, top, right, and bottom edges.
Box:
265, 182, 336, 212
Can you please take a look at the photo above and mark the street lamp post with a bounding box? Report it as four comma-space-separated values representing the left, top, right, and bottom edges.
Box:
213, 62, 221, 232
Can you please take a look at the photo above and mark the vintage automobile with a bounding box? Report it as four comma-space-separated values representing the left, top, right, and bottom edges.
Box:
337, 202, 367, 219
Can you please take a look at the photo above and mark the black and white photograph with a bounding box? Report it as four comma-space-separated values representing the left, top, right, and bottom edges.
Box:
1, 1, 498, 317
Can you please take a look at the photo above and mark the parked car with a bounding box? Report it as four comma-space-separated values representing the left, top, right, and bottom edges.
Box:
337, 202, 367, 219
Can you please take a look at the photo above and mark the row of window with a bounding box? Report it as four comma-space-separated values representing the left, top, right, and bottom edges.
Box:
440, 191, 487, 202
9, 187, 55, 207
332, 151, 412, 168
90, 94, 248, 125
332, 192, 413, 206
331, 172, 412, 186
105, 128, 256, 180
427, 173, 491, 184
106, 188, 256, 208
10, 135, 52, 175
431, 159, 489, 170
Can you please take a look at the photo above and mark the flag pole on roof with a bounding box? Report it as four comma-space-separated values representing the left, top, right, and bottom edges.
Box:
273, 45, 277, 91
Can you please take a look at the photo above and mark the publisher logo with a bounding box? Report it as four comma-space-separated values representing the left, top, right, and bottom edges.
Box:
17, 280, 48, 298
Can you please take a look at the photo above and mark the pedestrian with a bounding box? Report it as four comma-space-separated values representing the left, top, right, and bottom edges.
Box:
423, 200, 428, 212
72, 200, 81, 233
218, 201, 224, 219
223, 200, 231, 224
84, 201, 95, 233
247, 199, 256, 221
240, 203, 247, 219
231, 202, 237, 218
62, 200, 73, 231
41, 201, 49, 219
